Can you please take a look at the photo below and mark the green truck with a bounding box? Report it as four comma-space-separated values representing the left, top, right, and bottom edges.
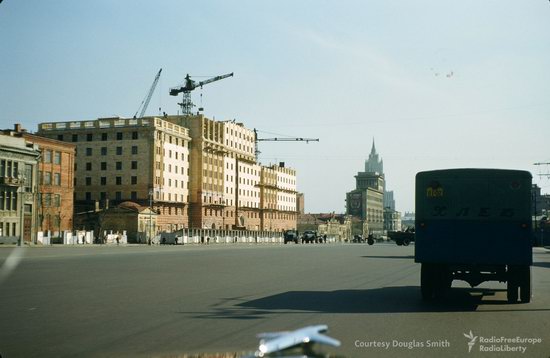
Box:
415, 169, 532, 303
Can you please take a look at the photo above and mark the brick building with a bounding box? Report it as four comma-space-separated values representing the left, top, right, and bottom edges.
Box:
37, 117, 191, 233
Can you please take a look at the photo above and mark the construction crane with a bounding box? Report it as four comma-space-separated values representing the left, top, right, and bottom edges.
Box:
534, 162, 550, 178
169, 72, 233, 115
134, 68, 162, 118
254, 128, 319, 157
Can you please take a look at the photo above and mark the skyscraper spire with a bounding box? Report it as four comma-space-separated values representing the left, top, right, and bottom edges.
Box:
370, 138, 376, 155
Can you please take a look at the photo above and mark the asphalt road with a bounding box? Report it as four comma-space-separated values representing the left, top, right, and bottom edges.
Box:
1, 243, 549, 358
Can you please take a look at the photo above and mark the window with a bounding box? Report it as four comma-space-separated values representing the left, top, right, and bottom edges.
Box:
100, 192, 107, 201
86, 162, 92, 171
101, 147, 107, 155
101, 133, 108, 141
116, 132, 123, 140
116, 147, 122, 155
131, 176, 137, 185
100, 177, 107, 185
54, 173, 61, 186
44, 150, 51, 163
72, 134, 78, 142
132, 131, 138, 140
115, 192, 122, 201
53, 152, 61, 164
85, 177, 91, 186
44, 172, 51, 185
101, 162, 107, 170
131, 191, 137, 200
116, 177, 122, 185
86, 133, 93, 141
57, 134, 64, 141
116, 162, 122, 170
85, 192, 92, 201
44, 193, 51, 207
131, 146, 138, 154
86, 148, 93, 156
54, 195, 61, 207
131, 161, 137, 170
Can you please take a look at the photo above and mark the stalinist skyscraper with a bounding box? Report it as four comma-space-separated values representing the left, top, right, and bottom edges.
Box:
365, 140, 383, 174
364, 139, 395, 211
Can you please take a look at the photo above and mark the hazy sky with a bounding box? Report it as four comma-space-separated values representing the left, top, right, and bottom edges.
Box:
1, 0, 549, 213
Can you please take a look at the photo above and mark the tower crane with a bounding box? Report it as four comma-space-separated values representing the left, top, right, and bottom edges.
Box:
534, 162, 550, 178
253, 128, 319, 157
134, 68, 162, 118
169, 72, 233, 115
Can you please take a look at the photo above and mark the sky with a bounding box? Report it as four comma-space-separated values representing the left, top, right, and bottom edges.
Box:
1, 0, 549, 214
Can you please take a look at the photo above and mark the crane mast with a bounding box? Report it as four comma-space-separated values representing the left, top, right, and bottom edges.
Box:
134, 68, 162, 118
169, 72, 233, 115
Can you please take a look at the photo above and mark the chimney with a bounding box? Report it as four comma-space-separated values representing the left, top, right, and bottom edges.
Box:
14, 123, 22, 132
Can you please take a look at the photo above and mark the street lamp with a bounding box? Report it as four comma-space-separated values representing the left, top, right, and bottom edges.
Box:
148, 188, 153, 245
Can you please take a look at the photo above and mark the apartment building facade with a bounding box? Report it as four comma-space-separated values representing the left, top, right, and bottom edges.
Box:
0, 133, 40, 243
37, 117, 191, 233
166, 115, 297, 231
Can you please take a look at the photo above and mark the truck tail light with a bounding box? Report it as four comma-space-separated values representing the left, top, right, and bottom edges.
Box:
520, 223, 528, 229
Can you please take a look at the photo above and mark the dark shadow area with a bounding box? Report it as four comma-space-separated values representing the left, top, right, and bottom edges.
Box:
184, 286, 550, 320
532, 262, 550, 269
361, 255, 415, 259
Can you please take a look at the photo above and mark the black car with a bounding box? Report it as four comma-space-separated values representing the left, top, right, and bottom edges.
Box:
284, 230, 299, 244
301, 230, 317, 243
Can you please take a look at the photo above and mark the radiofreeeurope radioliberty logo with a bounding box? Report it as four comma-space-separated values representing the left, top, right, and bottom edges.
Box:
463, 331, 478, 353
463, 331, 542, 354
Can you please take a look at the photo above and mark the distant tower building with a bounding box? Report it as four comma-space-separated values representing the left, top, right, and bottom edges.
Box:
365, 140, 383, 174
347, 139, 400, 234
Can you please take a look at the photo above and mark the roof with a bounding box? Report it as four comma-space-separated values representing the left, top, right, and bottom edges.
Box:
118, 201, 148, 213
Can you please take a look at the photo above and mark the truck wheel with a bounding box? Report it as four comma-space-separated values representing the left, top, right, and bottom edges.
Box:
519, 266, 531, 303
403, 239, 410, 246
368, 239, 374, 245
396, 240, 403, 246
421, 264, 435, 300
507, 284, 518, 303
507, 266, 519, 303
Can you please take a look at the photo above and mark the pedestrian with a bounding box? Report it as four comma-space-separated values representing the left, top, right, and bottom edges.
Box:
324, 234, 327, 243
174, 236, 178, 245
116, 235, 120, 246
201, 236, 204, 244
207, 236, 210, 245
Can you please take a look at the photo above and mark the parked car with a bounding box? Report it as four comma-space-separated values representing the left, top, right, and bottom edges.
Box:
284, 230, 299, 244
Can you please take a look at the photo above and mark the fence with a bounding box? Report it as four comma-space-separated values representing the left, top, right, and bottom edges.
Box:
167, 228, 284, 245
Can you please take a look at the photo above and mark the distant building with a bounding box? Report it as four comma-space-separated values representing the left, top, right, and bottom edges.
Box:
346, 170, 385, 235
298, 212, 356, 241
0, 131, 40, 243
296, 192, 305, 215
38, 114, 298, 233
74, 201, 157, 243
384, 208, 401, 231
2, 125, 76, 236
401, 211, 415, 229
38, 116, 191, 233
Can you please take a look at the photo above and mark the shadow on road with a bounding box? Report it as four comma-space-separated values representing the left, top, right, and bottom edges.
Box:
532, 262, 550, 269
361, 255, 415, 259
187, 286, 550, 320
